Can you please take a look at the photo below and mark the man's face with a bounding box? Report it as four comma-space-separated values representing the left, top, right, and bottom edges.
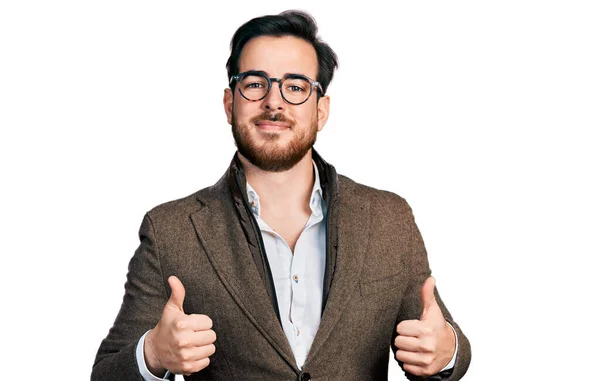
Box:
223, 35, 330, 172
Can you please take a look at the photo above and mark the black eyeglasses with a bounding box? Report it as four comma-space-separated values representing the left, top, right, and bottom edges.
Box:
230, 70, 323, 105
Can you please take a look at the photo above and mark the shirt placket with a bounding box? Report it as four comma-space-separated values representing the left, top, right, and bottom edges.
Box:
289, 234, 306, 351
291, 193, 324, 364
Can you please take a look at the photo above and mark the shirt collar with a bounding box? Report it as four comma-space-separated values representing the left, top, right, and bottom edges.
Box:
246, 160, 324, 218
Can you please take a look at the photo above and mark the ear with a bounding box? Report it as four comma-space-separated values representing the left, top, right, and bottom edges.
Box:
316, 95, 330, 132
223, 88, 233, 125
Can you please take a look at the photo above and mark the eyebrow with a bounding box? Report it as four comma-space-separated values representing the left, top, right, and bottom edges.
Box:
244, 69, 269, 77
242, 70, 312, 79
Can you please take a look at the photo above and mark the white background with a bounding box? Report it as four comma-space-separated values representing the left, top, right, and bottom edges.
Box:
1, 1, 599, 380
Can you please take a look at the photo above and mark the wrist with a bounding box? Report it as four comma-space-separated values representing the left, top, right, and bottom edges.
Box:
444, 322, 456, 359
144, 329, 167, 376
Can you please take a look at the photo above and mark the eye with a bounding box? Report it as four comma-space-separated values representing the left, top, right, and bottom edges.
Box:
246, 82, 265, 89
284, 77, 310, 93
241, 75, 268, 89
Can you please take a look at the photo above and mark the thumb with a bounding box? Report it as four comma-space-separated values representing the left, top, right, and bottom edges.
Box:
420, 276, 439, 320
166, 275, 186, 312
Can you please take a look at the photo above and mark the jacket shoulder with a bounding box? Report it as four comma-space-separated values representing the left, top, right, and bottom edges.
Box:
338, 174, 412, 213
145, 178, 225, 224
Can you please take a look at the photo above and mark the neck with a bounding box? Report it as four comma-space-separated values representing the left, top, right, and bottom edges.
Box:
237, 150, 315, 214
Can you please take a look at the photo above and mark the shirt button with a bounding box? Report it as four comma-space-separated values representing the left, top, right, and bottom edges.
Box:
292, 274, 299, 283
296, 327, 300, 336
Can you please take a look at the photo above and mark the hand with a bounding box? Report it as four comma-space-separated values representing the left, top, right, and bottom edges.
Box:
144, 276, 217, 376
394, 277, 456, 377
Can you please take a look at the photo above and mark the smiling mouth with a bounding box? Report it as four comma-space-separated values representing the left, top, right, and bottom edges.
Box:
255, 121, 291, 131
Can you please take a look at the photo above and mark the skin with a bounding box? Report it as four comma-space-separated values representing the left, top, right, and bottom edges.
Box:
144, 35, 455, 378
394, 277, 457, 376
223, 35, 330, 252
144, 276, 216, 376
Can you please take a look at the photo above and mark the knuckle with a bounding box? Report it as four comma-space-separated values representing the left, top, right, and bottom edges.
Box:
424, 364, 436, 375
396, 321, 407, 334
202, 357, 211, 368
419, 341, 435, 353
175, 337, 188, 349
208, 344, 216, 356
423, 354, 434, 366
176, 338, 189, 348
180, 349, 193, 362
201, 315, 213, 328
209, 329, 217, 342
171, 346, 181, 357
174, 347, 186, 360
395, 350, 406, 362
175, 318, 187, 331
180, 363, 193, 374
404, 364, 422, 376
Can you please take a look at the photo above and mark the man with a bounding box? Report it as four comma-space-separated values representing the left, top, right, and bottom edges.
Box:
92, 10, 471, 381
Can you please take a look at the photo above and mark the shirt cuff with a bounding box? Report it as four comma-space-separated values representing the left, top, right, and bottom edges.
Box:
136, 330, 172, 381
440, 321, 458, 371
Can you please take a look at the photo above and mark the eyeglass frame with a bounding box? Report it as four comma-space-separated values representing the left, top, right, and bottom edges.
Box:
229, 70, 324, 105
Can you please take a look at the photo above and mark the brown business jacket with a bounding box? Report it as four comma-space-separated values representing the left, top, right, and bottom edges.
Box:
92, 151, 471, 381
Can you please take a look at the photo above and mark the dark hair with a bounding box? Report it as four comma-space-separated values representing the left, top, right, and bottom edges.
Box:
226, 10, 339, 96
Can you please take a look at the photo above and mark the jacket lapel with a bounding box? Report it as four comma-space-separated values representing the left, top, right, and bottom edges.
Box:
305, 180, 371, 364
190, 180, 298, 371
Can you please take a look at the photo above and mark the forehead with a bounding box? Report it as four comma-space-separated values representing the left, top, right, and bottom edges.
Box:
238, 35, 318, 79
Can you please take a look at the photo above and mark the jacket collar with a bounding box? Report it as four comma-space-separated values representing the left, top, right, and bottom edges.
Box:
227, 148, 339, 210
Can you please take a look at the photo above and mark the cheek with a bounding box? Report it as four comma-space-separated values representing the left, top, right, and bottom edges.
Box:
297, 112, 318, 129
233, 100, 258, 121
293, 105, 317, 123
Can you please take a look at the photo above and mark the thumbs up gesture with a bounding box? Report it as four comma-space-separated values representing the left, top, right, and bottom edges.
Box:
144, 276, 216, 376
394, 277, 456, 377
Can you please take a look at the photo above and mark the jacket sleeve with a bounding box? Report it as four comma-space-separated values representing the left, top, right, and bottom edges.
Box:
91, 214, 175, 381
392, 199, 471, 381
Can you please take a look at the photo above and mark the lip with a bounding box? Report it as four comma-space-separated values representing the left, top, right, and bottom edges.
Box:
255, 121, 290, 131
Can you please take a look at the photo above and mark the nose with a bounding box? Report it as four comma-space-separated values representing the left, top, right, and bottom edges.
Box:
262, 81, 285, 111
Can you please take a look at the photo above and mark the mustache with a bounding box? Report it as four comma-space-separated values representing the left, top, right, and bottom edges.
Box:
251, 112, 294, 125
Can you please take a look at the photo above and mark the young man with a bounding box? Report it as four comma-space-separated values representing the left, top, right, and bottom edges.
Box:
92, 10, 471, 381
